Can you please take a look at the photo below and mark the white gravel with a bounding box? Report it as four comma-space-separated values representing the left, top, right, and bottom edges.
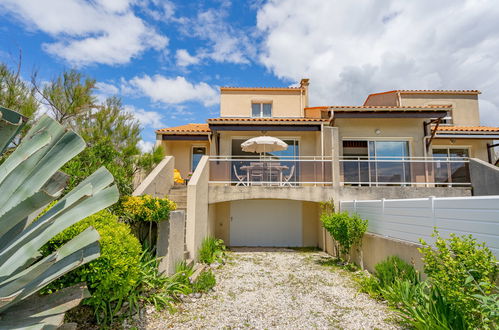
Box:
144, 248, 401, 329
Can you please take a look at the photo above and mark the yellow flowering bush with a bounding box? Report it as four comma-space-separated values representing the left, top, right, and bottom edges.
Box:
122, 194, 176, 223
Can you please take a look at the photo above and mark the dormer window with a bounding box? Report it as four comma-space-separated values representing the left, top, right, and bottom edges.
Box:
252, 102, 272, 117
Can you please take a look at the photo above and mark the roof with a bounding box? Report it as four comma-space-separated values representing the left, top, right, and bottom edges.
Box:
364, 89, 481, 106
306, 105, 451, 112
436, 126, 499, 133
207, 117, 328, 124
156, 123, 211, 135
220, 87, 302, 92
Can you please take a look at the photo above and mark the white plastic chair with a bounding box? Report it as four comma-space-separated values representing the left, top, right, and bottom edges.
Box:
281, 165, 296, 186
233, 165, 248, 186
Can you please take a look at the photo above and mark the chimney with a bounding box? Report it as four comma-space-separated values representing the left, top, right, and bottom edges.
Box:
300, 78, 310, 108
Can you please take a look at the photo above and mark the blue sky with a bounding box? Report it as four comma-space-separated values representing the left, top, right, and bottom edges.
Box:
1, 0, 499, 151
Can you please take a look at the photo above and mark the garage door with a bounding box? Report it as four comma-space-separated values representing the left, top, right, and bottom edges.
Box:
230, 200, 302, 247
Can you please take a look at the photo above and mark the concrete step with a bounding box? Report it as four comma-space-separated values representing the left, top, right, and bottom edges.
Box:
175, 202, 187, 209
169, 195, 187, 203
170, 185, 188, 191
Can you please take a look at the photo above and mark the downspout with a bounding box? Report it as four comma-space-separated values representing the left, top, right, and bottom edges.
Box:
300, 87, 304, 117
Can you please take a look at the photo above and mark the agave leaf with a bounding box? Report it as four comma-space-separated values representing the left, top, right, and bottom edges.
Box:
0, 183, 94, 264
0, 106, 27, 155
0, 184, 118, 277
0, 130, 86, 214
0, 227, 100, 312
0, 284, 91, 330
0, 172, 67, 241
0, 130, 51, 186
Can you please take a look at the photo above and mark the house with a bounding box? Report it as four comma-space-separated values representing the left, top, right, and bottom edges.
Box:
154, 79, 499, 258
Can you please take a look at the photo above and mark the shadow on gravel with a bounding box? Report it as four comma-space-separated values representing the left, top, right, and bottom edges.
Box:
228, 246, 320, 253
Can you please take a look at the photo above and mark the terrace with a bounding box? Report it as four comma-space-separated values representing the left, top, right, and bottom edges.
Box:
208, 156, 471, 187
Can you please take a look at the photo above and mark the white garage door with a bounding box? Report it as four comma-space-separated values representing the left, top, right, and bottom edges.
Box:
230, 200, 302, 247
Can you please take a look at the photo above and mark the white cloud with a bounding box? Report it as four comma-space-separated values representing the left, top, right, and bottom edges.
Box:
176, 5, 256, 66
0, 0, 167, 66
124, 104, 165, 129
256, 0, 499, 125
176, 49, 200, 67
127, 75, 218, 106
138, 140, 155, 153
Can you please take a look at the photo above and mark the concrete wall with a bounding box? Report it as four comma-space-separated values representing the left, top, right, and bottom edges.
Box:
133, 156, 174, 197
364, 92, 399, 106
157, 210, 186, 275
160, 140, 210, 177
220, 90, 305, 118
470, 158, 499, 195
186, 156, 210, 260
208, 185, 471, 204
349, 233, 424, 273
400, 93, 480, 126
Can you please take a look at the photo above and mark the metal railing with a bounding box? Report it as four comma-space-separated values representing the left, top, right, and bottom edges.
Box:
209, 156, 333, 186
339, 156, 470, 186
208, 156, 471, 187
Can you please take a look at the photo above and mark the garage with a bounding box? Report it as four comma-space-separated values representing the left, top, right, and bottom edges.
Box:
229, 199, 303, 247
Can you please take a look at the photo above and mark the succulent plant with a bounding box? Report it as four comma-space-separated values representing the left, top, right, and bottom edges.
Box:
0, 106, 119, 328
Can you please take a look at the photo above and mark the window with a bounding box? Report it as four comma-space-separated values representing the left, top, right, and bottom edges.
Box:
251, 103, 272, 117
191, 147, 206, 171
432, 147, 470, 184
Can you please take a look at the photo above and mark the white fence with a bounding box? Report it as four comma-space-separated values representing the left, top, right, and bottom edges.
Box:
340, 196, 499, 257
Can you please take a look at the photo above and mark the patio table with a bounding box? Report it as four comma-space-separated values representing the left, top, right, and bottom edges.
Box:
240, 164, 289, 185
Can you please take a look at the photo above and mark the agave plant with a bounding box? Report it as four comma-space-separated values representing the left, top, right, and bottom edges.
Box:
0, 106, 119, 328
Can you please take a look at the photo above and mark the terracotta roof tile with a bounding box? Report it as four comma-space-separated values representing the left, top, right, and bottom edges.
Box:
220, 87, 301, 92
436, 126, 499, 132
398, 89, 481, 94
156, 123, 210, 134
207, 117, 328, 124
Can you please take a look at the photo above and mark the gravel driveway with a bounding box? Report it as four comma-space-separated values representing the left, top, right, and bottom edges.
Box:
145, 248, 400, 329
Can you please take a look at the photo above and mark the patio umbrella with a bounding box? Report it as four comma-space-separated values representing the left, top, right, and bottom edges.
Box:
241, 136, 288, 154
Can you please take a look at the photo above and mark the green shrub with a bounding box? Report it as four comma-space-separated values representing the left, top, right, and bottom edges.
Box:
375, 256, 419, 289
356, 256, 419, 300
193, 270, 216, 293
128, 249, 192, 313
320, 211, 368, 256
198, 236, 226, 264
41, 210, 142, 324
419, 230, 498, 327
355, 272, 382, 299
386, 280, 467, 329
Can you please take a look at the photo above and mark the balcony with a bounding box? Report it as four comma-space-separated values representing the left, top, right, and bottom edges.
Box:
339, 156, 470, 187
208, 156, 471, 187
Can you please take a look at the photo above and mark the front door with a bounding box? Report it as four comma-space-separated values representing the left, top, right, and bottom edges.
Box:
191, 147, 206, 171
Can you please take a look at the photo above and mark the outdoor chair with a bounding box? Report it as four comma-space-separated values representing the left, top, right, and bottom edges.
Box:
282, 165, 296, 186
233, 165, 248, 186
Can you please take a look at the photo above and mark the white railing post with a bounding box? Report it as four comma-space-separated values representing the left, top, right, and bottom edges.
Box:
430, 196, 436, 229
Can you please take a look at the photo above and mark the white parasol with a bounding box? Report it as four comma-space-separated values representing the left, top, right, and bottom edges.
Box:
241, 136, 288, 154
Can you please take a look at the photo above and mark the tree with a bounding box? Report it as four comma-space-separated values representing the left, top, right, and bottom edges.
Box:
36, 69, 96, 129
0, 61, 39, 147
77, 96, 141, 157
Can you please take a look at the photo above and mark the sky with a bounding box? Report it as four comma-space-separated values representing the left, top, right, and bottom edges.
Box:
0, 0, 498, 152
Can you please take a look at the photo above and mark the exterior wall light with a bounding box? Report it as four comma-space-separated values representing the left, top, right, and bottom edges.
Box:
375, 129, 381, 135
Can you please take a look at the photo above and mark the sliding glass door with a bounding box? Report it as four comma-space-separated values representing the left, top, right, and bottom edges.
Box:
343, 140, 410, 185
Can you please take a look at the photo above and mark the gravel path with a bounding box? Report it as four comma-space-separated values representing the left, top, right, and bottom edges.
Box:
145, 248, 401, 329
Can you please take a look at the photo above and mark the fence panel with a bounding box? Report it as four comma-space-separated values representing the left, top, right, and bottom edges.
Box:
340, 196, 499, 257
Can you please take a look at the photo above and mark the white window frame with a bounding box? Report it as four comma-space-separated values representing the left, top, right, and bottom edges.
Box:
431, 145, 471, 158
251, 102, 273, 118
